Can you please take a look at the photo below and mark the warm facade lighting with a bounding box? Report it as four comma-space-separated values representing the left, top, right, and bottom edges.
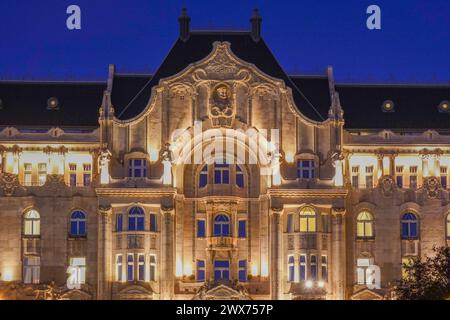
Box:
334, 159, 344, 187
285, 152, 294, 163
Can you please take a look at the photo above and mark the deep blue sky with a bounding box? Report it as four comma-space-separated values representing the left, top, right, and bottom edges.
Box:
0, 0, 449, 83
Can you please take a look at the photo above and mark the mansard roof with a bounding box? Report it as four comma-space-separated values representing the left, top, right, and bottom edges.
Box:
112, 31, 330, 122
336, 83, 450, 130
0, 80, 105, 128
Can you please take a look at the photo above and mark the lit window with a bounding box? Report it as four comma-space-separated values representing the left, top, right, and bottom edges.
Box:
38, 163, 47, 186
69, 211, 86, 237
127, 254, 134, 282
116, 214, 123, 232
238, 260, 247, 282
288, 255, 295, 282
138, 254, 145, 281
149, 213, 157, 232
68, 257, 86, 285
197, 260, 205, 282
310, 255, 317, 280
116, 254, 123, 281
214, 163, 230, 184
402, 257, 414, 280
236, 165, 244, 188
356, 211, 374, 239
128, 159, 147, 178
238, 220, 246, 238
149, 255, 156, 281
197, 220, 206, 238
128, 207, 145, 231
213, 214, 230, 236
401, 213, 419, 239
351, 166, 359, 188
24, 210, 40, 236
199, 165, 208, 188
321, 255, 328, 282
382, 100, 394, 112
299, 255, 306, 281
287, 214, 294, 233
297, 160, 315, 179
23, 256, 40, 284
356, 258, 372, 285
299, 207, 316, 232
24, 163, 32, 186
213, 260, 230, 281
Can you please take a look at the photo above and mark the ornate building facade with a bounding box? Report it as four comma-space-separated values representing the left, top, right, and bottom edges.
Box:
0, 10, 449, 300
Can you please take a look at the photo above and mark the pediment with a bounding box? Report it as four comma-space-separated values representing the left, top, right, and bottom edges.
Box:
193, 283, 251, 300
351, 288, 385, 300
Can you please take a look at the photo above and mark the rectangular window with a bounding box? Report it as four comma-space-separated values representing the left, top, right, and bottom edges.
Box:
441, 166, 448, 189
116, 214, 123, 232
38, 163, 47, 186
197, 220, 206, 238
214, 164, 230, 184
287, 214, 294, 233
138, 254, 145, 282
197, 260, 205, 282
69, 257, 86, 285
297, 160, 315, 179
299, 254, 307, 281
396, 166, 404, 188
127, 254, 134, 282
365, 166, 373, 188
129, 159, 147, 178
116, 254, 123, 282
199, 165, 208, 188
83, 163, 91, 187
310, 255, 317, 280
238, 260, 247, 282
238, 220, 247, 238
213, 260, 230, 281
149, 255, 156, 281
357, 258, 371, 285
351, 166, 359, 188
69, 163, 77, 187
321, 255, 328, 282
288, 255, 295, 282
23, 256, 40, 284
409, 166, 418, 189
149, 213, 157, 232
24, 163, 32, 186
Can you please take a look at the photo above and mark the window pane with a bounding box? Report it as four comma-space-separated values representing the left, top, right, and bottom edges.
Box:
222, 171, 229, 184
238, 220, 246, 238
236, 173, 244, 188
197, 220, 205, 238
150, 214, 157, 232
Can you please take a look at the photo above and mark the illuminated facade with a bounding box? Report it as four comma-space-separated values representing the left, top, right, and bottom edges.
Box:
0, 10, 449, 300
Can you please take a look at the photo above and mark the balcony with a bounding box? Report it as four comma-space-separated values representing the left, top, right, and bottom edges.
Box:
207, 236, 237, 249
299, 234, 317, 250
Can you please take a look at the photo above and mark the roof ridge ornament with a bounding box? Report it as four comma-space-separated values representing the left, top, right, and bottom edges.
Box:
178, 8, 191, 42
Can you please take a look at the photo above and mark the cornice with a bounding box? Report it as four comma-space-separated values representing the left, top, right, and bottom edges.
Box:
95, 187, 177, 198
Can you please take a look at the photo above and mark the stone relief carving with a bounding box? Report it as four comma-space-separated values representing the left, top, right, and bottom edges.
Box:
422, 176, 441, 199
0, 172, 24, 196
42, 174, 66, 193
209, 83, 234, 127
378, 175, 396, 197
204, 44, 239, 76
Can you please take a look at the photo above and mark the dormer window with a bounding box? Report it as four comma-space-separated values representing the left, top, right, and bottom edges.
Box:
47, 97, 59, 110
382, 100, 394, 112
438, 100, 449, 113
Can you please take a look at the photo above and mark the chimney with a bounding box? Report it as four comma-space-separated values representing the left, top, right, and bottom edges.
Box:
178, 8, 191, 42
250, 8, 262, 42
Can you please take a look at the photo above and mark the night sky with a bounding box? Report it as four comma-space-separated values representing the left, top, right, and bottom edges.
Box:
0, 0, 449, 83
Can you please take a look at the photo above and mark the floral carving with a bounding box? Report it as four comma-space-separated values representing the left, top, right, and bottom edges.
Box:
0, 172, 22, 196
378, 175, 396, 196
422, 176, 441, 199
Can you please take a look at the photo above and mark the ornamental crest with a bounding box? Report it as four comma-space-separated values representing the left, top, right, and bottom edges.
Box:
209, 83, 234, 127
422, 176, 441, 199
0, 172, 23, 196
378, 175, 395, 197
204, 44, 239, 76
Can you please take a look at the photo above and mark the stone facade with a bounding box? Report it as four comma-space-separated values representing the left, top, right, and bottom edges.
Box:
0, 31, 449, 301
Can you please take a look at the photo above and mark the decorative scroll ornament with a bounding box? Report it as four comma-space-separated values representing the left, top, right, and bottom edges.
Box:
378, 175, 396, 197
204, 44, 239, 76
0, 173, 22, 196
209, 83, 234, 127
422, 176, 441, 199
43, 174, 66, 193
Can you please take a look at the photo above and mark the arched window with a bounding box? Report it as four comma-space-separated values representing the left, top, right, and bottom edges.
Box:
213, 214, 230, 236
128, 207, 145, 231
356, 211, 374, 238
236, 165, 244, 188
24, 210, 40, 236
70, 211, 86, 237
199, 165, 208, 188
299, 207, 316, 232
446, 213, 450, 240
401, 213, 418, 239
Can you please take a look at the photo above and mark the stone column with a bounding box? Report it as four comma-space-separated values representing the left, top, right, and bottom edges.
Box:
376, 153, 384, 180
270, 207, 283, 300
331, 208, 346, 300
97, 205, 112, 300
160, 207, 175, 300
388, 153, 396, 177
343, 152, 351, 187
